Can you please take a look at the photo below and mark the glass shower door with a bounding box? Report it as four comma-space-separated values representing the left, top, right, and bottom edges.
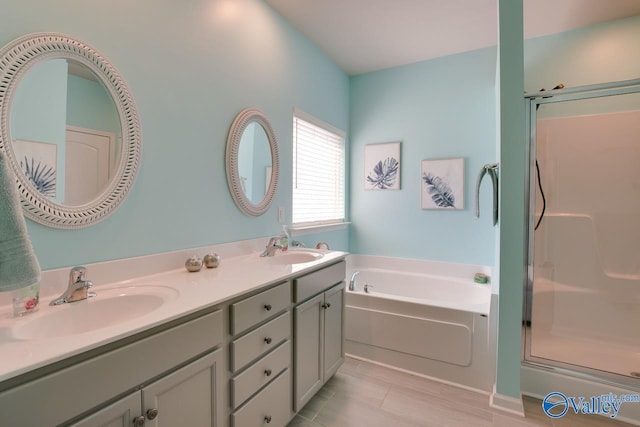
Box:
525, 86, 640, 383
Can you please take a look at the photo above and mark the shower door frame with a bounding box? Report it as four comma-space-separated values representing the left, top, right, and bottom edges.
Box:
523, 78, 640, 388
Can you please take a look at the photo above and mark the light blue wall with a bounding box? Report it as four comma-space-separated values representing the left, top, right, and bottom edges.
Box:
252, 126, 271, 204
349, 47, 498, 266
11, 60, 68, 146
66, 73, 120, 136
525, 14, 640, 92
11, 59, 68, 202
1, 0, 349, 270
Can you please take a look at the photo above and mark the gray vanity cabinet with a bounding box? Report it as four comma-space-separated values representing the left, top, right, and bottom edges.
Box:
141, 349, 222, 427
293, 261, 346, 412
70, 349, 222, 427
68, 392, 140, 427
229, 281, 293, 427
322, 283, 345, 380
0, 309, 224, 427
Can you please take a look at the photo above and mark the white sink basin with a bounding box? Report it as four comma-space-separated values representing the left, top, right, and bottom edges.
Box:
266, 250, 324, 265
12, 285, 179, 340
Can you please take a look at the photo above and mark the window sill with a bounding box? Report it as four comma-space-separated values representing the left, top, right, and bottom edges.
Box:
289, 222, 351, 236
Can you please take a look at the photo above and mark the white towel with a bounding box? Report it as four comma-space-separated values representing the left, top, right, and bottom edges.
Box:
0, 152, 41, 292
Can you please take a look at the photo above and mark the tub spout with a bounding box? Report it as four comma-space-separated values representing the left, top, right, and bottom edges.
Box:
349, 271, 359, 291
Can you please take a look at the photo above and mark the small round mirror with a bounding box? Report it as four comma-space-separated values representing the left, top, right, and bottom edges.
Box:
226, 109, 279, 216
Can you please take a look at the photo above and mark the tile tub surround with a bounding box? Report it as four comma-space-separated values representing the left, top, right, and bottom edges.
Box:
0, 237, 346, 382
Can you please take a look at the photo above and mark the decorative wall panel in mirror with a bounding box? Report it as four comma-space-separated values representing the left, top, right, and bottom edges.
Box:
0, 33, 142, 228
226, 108, 279, 216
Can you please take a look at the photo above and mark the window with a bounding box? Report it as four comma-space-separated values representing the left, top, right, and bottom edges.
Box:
292, 109, 346, 228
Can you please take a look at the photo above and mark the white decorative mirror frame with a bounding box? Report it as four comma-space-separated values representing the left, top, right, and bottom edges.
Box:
226, 108, 280, 216
0, 32, 142, 228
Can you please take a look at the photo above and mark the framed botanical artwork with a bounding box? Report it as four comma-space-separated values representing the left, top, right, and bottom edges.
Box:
421, 158, 464, 210
13, 139, 57, 199
364, 141, 400, 190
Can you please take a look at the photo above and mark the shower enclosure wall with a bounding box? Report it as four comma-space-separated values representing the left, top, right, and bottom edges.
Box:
524, 81, 640, 391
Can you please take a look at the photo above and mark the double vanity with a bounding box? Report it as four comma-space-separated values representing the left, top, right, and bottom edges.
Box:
0, 245, 347, 426
0, 31, 346, 427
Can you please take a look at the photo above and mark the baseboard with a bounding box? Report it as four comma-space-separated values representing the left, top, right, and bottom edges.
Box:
489, 386, 525, 416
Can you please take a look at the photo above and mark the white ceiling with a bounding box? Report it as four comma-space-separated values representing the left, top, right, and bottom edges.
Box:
265, 0, 640, 76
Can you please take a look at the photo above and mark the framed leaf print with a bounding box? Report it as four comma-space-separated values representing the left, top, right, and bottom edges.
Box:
364, 142, 400, 190
421, 158, 464, 210
13, 139, 57, 199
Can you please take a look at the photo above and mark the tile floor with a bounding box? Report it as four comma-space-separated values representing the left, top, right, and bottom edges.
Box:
287, 357, 637, 427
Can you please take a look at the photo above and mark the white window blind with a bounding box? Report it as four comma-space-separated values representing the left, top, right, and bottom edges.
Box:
292, 110, 345, 227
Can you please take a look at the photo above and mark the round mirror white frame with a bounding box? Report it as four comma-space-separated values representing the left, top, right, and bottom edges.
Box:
0, 32, 142, 228
226, 108, 279, 216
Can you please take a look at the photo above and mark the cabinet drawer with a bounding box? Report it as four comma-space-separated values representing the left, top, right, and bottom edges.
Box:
230, 281, 290, 335
231, 340, 291, 409
231, 369, 291, 427
230, 311, 290, 372
294, 261, 345, 303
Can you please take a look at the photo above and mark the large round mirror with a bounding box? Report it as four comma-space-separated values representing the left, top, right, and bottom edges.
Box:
0, 33, 141, 228
226, 109, 279, 216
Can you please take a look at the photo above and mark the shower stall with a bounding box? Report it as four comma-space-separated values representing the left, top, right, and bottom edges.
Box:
523, 80, 640, 390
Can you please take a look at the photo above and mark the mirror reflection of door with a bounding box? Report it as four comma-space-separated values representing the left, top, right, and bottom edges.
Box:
64, 127, 113, 205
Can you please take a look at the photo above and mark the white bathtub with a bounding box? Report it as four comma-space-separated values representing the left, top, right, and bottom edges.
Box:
345, 254, 497, 392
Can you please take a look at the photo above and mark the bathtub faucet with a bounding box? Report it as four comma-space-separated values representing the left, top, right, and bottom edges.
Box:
349, 271, 359, 291
364, 284, 374, 294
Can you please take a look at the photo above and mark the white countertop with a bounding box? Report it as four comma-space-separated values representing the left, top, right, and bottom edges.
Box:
0, 246, 347, 383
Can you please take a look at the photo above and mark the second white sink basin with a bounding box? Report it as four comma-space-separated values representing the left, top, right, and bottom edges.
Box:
266, 249, 324, 265
12, 285, 179, 340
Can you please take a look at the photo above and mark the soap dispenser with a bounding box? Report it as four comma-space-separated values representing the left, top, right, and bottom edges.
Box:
279, 225, 290, 252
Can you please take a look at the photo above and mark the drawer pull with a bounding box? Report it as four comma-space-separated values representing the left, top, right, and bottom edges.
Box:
264, 337, 272, 344
264, 415, 272, 424
264, 368, 272, 376
264, 304, 272, 311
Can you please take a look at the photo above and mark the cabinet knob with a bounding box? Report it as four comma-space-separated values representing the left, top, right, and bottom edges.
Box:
264, 368, 272, 376
264, 337, 272, 344
322, 303, 331, 309
264, 304, 272, 311
146, 408, 159, 420
132, 416, 145, 427
264, 415, 272, 424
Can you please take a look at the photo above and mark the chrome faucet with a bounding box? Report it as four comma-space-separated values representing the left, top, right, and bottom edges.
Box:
260, 237, 282, 257
50, 266, 96, 305
349, 271, 359, 291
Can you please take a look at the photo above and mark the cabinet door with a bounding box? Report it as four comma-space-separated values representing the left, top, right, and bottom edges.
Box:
294, 293, 324, 411
323, 283, 345, 380
142, 349, 222, 427
69, 392, 140, 427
